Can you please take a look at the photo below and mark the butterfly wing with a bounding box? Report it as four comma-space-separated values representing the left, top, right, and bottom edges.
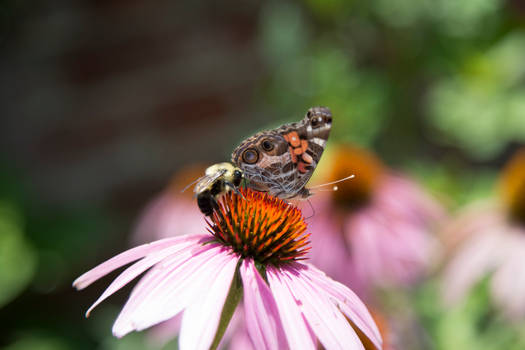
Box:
231, 106, 332, 199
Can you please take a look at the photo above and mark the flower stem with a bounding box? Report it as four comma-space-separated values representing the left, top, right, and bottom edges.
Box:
210, 263, 243, 350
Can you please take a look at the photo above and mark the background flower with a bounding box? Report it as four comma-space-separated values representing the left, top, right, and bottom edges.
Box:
307, 145, 445, 298
443, 149, 525, 321
132, 164, 208, 245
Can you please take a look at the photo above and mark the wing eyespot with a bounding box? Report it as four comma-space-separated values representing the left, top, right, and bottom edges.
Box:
261, 139, 274, 152
242, 149, 259, 164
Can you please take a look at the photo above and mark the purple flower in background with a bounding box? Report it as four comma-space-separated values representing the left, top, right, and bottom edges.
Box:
307, 145, 444, 298
132, 164, 207, 245
443, 149, 525, 321
74, 189, 382, 350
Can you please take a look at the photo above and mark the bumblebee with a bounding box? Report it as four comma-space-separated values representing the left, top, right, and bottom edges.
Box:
193, 162, 244, 216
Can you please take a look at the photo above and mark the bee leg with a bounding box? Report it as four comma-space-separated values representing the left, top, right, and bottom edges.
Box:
303, 198, 316, 220
225, 181, 246, 200
208, 197, 222, 217
208, 199, 220, 219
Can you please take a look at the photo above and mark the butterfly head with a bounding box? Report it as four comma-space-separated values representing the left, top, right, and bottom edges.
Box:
304, 106, 332, 136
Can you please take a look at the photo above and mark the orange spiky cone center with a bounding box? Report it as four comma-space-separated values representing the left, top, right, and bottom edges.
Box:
208, 188, 310, 266
329, 145, 384, 208
500, 148, 525, 225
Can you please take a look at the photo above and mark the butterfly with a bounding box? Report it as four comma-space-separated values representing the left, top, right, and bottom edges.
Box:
193, 106, 332, 215
231, 106, 332, 199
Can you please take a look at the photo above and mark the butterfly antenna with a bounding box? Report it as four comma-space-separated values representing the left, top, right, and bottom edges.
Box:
309, 174, 355, 189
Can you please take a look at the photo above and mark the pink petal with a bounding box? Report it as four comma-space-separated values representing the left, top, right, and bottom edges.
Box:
266, 266, 317, 350
442, 230, 505, 305
280, 265, 364, 350
112, 243, 211, 337
228, 323, 256, 350
371, 216, 432, 284
306, 203, 354, 288
490, 234, 525, 320
303, 263, 382, 350
73, 235, 208, 290
179, 253, 239, 350
347, 206, 435, 291
148, 315, 182, 347
378, 174, 445, 224
112, 244, 232, 337
86, 238, 198, 316
132, 193, 206, 244
213, 307, 248, 350
345, 212, 383, 286
240, 259, 287, 350
442, 201, 503, 249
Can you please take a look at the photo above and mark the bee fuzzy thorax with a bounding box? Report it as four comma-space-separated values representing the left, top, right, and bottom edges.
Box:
194, 162, 243, 216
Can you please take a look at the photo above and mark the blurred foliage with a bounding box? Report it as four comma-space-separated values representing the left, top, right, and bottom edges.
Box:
0, 201, 36, 308
4, 336, 70, 350
371, 0, 502, 36
407, 162, 497, 208
260, 0, 524, 162
260, 1, 390, 146
416, 279, 525, 350
100, 332, 153, 350
428, 32, 525, 159
0, 166, 122, 349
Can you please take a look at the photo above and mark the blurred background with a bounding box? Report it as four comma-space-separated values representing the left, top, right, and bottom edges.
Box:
1, 0, 525, 349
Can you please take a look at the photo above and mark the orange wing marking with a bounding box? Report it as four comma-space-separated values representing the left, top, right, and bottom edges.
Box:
284, 132, 311, 174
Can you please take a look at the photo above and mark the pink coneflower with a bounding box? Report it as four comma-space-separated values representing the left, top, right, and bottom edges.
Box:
443, 149, 525, 321
132, 165, 207, 245
129, 165, 208, 345
74, 188, 382, 350
307, 145, 444, 298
